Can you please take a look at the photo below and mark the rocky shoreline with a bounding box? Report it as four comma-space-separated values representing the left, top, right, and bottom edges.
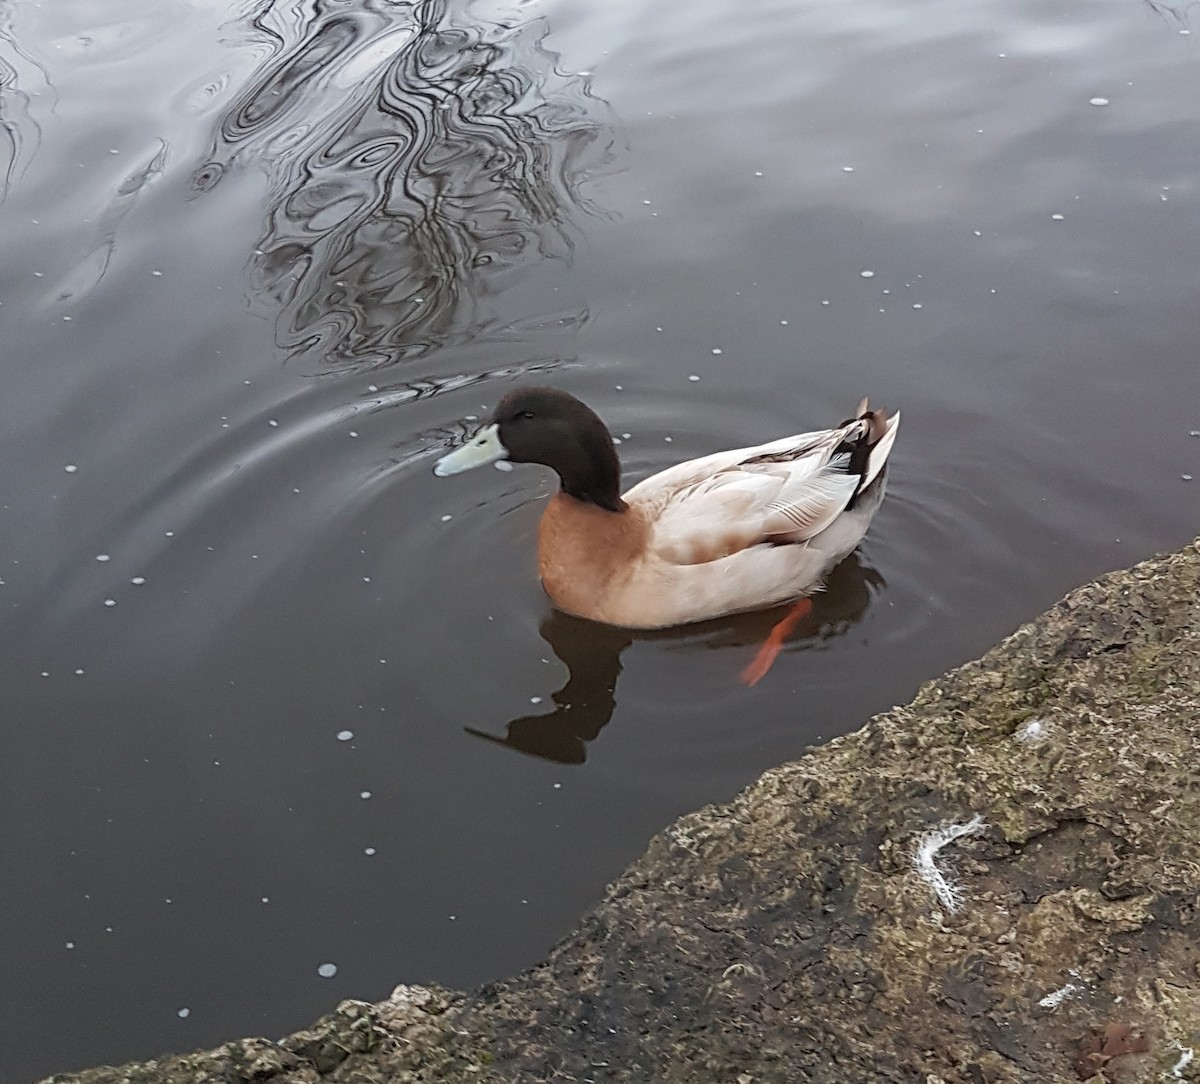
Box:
43, 537, 1200, 1084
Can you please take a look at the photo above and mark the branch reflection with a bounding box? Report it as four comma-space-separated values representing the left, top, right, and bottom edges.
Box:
467, 553, 887, 764
0, 0, 50, 203
195, 0, 616, 373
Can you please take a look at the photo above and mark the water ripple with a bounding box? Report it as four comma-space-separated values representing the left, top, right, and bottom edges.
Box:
0, 0, 51, 203
194, 0, 618, 372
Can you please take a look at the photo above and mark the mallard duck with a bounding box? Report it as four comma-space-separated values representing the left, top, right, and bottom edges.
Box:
435, 386, 898, 681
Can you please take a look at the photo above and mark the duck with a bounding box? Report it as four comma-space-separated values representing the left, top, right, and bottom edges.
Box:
434, 386, 899, 683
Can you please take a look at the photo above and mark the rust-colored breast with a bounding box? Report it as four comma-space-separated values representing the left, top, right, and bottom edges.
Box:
537, 493, 647, 622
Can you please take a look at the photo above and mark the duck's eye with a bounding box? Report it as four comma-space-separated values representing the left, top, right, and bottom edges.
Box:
520, 410, 536, 420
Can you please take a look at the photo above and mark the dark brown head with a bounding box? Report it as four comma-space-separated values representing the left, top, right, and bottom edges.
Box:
434, 386, 626, 512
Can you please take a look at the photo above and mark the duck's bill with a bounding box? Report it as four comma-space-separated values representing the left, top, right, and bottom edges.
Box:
434, 423, 509, 476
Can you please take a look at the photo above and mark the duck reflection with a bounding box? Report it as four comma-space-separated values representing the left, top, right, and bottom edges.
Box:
194, 0, 616, 372
466, 553, 886, 764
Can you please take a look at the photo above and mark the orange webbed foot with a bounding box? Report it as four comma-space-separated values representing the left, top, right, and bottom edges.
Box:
739, 597, 814, 686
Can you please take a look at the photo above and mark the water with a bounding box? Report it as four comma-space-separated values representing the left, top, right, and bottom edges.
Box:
2, 0, 1198, 1077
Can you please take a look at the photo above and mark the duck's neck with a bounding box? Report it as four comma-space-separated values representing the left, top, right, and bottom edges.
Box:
553, 429, 626, 513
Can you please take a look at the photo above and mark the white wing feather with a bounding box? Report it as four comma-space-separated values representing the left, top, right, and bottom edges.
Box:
622, 412, 899, 569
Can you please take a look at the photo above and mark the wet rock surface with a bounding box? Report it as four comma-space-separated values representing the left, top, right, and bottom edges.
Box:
42, 539, 1200, 1084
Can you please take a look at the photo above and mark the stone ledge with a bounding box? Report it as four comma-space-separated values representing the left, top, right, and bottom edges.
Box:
42, 537, 1200, 1084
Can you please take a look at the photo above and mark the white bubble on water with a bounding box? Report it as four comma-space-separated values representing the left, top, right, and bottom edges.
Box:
65, 464, 78, 473
860, 270, 875, 278
317, 963, 338, 978
177, 1008, 190, 1019
337, 730, 354, 741
1089, 97, 1109, 106
96, 554, 110, 562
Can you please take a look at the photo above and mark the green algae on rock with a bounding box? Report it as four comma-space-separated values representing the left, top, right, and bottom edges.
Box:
40, 538, 1200, 1084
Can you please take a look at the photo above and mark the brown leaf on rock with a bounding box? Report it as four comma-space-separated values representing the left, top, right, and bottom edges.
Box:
1074, 1021, 1151, 1080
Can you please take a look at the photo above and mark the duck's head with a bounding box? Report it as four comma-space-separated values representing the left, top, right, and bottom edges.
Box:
434, 386, 625, 512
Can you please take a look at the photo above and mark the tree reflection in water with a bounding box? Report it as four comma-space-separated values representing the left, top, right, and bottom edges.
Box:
0, 0, 50, 203
193, 0, 617, 373
467, 554, 887, 764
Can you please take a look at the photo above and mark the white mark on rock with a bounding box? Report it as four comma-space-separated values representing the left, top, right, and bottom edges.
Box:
1016, 717, 1050, 743
1170, 1044, 1195, 1078
1038, 982, 1079, 1009
913, 814, 986, 912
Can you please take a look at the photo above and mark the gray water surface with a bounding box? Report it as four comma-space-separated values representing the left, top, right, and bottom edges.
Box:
2, 0, 1198, 1078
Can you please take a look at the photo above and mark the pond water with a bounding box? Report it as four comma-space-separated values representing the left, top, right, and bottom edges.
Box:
3, 0, 1199, 1077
